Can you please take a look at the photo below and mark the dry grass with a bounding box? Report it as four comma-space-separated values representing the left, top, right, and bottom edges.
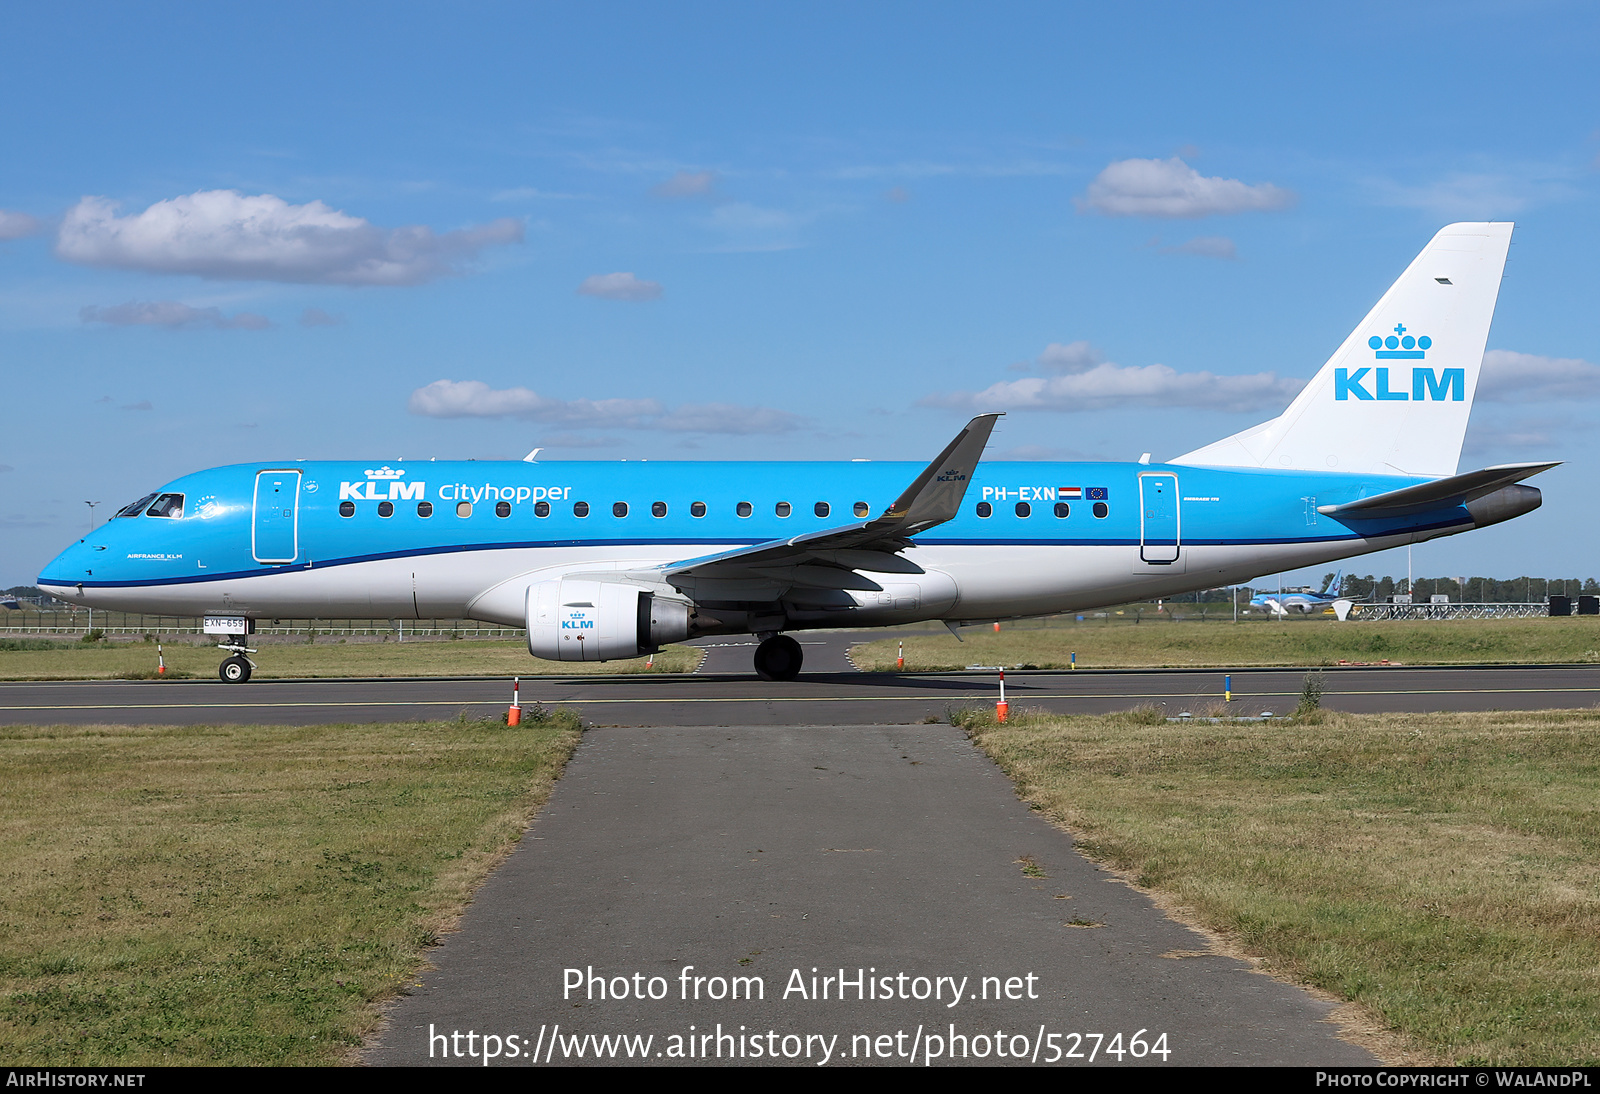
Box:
853, 617, 1600, 671
0, 637, 703, 681
0, 711, 581, 1065
956, 705, 1600, 1065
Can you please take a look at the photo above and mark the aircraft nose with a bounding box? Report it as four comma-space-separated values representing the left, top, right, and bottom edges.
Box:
38, 538, 100, 596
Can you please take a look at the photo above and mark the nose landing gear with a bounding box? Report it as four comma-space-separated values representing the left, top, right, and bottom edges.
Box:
217, 637, 257, 683
753, 634, 803, 681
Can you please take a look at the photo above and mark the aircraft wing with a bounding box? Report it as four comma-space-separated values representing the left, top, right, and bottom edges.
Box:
1317, 462, 1559, 519
658, 414, 1001, 587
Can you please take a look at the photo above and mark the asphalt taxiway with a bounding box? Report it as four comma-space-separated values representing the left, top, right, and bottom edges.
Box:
2, 633, 1596, 728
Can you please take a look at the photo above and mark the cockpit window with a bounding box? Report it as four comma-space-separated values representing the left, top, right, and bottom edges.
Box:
114, 493, 159, 519
145, 493, 185, 519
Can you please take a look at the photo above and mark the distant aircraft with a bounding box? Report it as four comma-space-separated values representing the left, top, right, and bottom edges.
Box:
1251, 571, 1351, 616
40, 223, 1555, 682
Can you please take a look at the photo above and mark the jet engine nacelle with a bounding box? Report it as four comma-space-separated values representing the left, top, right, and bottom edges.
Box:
526, 578, 692, 662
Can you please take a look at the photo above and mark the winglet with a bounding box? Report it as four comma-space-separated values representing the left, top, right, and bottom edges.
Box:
880, 413, 1002, 534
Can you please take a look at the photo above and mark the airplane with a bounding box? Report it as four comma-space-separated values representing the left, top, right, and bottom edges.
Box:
1250, 571, 1351, 616
39, 221, 1556, 683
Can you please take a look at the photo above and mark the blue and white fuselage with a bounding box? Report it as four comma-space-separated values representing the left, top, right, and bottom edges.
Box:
36, 223, 1557, 679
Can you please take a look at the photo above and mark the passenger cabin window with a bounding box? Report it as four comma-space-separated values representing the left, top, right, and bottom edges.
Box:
1093, 502, 1109, 519
378, 501, 394, 518
339, 501, 355, 518
976, 502, 992, 518
418, 501, 433, 517
574, 501, 590, 518
495, 501, 511, 518
853, 501, 870, 517
115, 493, 159, 519
1015, 501, 1031, 518
146, 493, 185, 519
456, 501, 473, 518
736, 502, 752, 518
1054, 502, 1069, 518
652, 501, 667, 517
775, 502, 792, 517
814, 501, 830, 518
690, 501, 707, 518
534, 500, 550, 518
612, 501, 629, 518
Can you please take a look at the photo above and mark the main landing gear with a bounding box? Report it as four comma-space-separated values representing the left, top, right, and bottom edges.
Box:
217, 636, 257, 684
753, 634, 803, 681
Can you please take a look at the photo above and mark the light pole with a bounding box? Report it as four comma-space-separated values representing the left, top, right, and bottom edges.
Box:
83, 502, 100, 634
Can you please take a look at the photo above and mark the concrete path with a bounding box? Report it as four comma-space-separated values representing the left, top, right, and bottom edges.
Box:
368, 724, 1377, 1067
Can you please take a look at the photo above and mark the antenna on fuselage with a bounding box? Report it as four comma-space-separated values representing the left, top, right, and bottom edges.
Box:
523, 448, 542, 462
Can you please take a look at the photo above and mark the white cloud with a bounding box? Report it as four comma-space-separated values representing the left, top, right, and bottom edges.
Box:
1165, 235, 1238, 259
538, 433, 619, 449
408, 379, 799, 434
80, 300, 271, 330
652, 170, 717, 198
1369, 167, 1578, 220
1478, 350, 1600, 402
299, 307, 344, 327
1077, 157, 1294, 218
1461, 418, 1565, 456
0, 210, 42, 240
577, 272, 663, 301
704, 203, 805, 252
651, 402, 801, 434
409, 380, 660, 425
56, 190, 523, 285
924, 342, 1303, 413
1035, 340, 1103, 373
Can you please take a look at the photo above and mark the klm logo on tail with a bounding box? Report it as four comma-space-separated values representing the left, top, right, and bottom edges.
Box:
1370, 322, 1431, 359
1335, 323, 1461, 401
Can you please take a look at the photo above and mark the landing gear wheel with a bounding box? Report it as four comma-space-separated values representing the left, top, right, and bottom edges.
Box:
753, 635, 803, 681
219, 655, 252, 684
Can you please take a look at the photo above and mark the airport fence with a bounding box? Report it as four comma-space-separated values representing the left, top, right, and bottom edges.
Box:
0, 602, 1562, 638
1354, 601, 1550, 620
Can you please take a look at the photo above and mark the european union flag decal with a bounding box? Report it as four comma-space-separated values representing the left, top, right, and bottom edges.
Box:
1086, 486, 1109, 501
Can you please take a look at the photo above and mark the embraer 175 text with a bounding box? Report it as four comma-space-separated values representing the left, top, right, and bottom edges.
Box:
41, 223, 1553, 682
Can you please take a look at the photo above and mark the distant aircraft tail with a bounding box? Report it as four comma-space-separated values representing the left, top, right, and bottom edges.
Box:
1173, 222, 1513, 478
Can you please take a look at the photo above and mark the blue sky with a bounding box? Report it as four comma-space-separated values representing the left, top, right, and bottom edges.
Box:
3, 2, 1597, 588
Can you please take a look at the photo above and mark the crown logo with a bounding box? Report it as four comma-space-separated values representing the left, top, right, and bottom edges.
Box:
1368, 323, 1431, 360
364, 466, 406, 480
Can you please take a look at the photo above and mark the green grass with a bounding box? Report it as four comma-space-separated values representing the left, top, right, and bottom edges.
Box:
0, 712, 581, 1065
0, 637, 703, 681
854, 617, 1600, 670
958, 705, 1600, 1065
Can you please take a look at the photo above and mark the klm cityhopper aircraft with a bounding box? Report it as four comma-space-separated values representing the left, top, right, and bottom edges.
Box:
41, 222, 1554, 682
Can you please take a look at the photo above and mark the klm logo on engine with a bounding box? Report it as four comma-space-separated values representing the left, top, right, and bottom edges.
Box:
1335, 324, 1461, 401
339, 466, 426, 501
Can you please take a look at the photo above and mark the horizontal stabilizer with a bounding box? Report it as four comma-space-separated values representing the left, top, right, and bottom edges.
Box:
662, 413, 1001, 582
1318, 462, 1558, 519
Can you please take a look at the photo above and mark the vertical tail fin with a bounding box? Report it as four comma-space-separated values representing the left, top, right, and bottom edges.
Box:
1174, 222, 1513, 478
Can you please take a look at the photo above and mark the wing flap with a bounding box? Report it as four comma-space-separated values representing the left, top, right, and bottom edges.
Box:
660, 413, 1001, 585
